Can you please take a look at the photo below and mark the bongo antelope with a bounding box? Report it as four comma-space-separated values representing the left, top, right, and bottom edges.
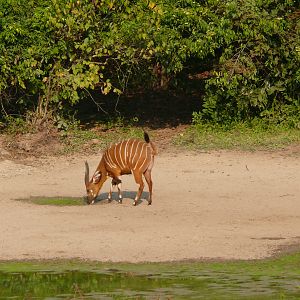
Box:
84, 132, 157, 206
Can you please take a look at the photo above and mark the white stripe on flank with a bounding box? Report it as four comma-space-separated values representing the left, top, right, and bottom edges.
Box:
124, 139, 130, 168
131, 141, 141, 167
103, 154, 114, 169
114, 144, 121, 168
129, 140, 137, 167
107, 149, 117, 168
133, 143, 146, 170
106, 153, 117, 169
106, 156, 115, 169
118, 141, 126, 169
139, 146, 150, 173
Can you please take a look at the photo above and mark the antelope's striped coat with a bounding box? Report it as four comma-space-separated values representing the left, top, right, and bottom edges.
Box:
103, 139, 153, 176
85, 132, 157, 205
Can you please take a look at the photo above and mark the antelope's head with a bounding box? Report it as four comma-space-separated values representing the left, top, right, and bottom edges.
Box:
84, 161, 105, 204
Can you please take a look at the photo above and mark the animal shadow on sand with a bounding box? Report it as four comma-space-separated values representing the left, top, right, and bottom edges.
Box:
94, 191, 150, 206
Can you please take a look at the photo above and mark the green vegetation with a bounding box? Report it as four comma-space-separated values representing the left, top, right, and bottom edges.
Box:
1, 253, 300, 299
175, 121, 300, 151
0, 0, 299, 132
17, 196, 85, 206
60, 120, 143, 154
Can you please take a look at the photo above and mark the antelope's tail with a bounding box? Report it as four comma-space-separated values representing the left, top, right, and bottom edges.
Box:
144, 132, 150, 143
144, 131, 158, 155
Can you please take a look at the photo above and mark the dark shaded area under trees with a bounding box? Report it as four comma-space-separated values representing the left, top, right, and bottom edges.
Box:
0, 0, 299, 131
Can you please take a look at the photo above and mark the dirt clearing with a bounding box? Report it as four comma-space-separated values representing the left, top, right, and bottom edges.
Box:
0, 149, 300, 262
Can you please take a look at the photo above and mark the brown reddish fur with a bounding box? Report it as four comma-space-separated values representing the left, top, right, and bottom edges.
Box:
85, 132, 157, 206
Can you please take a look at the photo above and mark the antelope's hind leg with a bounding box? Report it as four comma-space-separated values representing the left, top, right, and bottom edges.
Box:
132, 170, 145, 206
144, 169, 153, 205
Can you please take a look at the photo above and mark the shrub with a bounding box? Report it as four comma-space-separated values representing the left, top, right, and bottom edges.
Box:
0, 0, 299, 129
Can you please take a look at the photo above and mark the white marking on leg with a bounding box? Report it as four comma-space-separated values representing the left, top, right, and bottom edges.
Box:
117, 182, 122, 203
117, 183, 122, 198
133, 195, 138, 205
108, 182, 113, 200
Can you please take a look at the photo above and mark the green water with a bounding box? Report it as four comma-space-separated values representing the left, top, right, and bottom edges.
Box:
1, 255, 300, 299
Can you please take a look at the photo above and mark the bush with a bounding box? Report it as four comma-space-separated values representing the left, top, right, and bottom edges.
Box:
195, 0, 300, 126
0, 0, 158, 123
0, 0, 299, 129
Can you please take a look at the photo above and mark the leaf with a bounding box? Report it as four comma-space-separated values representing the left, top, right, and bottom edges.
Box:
148, 1, 156, 9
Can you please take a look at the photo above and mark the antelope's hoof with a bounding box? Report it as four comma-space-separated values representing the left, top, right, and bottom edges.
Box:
118, 199, 122, 204
108, 199, 112, 203
133, 201, 137, 206
148, 201, 152, 205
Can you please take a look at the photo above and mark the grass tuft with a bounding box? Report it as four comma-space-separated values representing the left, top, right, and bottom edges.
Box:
174, 122, 300, 151
17, 197, 85, 206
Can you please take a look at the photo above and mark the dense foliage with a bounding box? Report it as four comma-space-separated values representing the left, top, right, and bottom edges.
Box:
0, 0, 299, 128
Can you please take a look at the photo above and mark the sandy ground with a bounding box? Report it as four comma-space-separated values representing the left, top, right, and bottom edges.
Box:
0, 149, 300, 262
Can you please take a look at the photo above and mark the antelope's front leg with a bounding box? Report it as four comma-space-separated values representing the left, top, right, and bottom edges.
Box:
117, 181, 123, 204
111, 178, 122, 204
108, 181, 113, 202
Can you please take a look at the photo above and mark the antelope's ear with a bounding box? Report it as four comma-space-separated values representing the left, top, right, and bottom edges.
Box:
92, 171, 101, 184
